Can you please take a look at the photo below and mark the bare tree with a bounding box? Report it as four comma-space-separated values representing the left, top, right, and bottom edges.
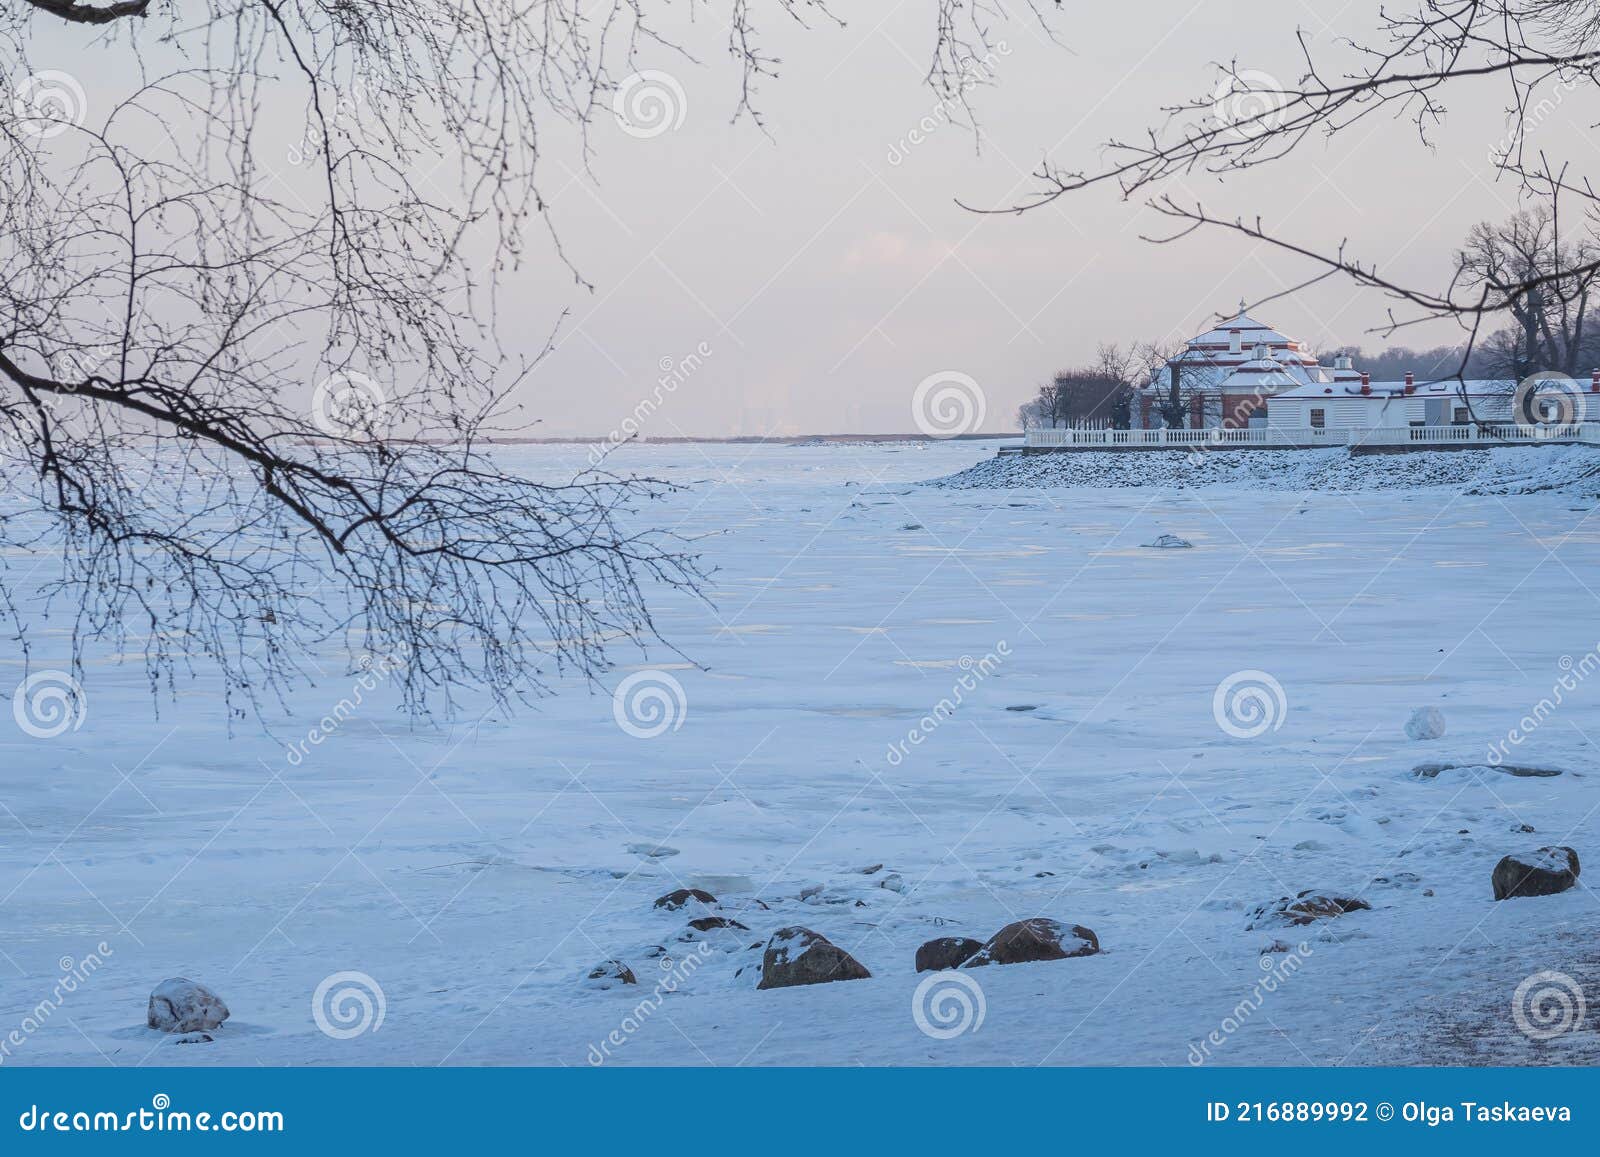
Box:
0, 2, 1055, 715
1015, 395, 1044, 430
1457, 207, 1600, 378
1094, 343, 1140, 429
1023, 365, 1126, 428
987, 0, 1600, 382
1018, 375, 1063, 429
1129, 339, 1212, 429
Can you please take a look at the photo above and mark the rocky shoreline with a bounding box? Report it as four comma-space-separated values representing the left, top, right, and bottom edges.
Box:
924, 444, 1600, 494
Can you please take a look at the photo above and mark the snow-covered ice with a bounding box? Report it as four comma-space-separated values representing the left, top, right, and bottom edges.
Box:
1, 439, 1597, 1066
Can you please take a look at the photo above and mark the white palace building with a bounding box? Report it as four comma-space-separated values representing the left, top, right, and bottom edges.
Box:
1029, 301, 1600, 451
1133, 302, 1365, 430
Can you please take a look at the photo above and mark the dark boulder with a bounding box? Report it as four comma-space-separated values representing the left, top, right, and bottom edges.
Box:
756, 927, 871, 990
964, 918, 1099, 966
687, 916, 749, 932
915, 936, 984, 972
1492, 846, 1580, 900
654, 887, 717, 911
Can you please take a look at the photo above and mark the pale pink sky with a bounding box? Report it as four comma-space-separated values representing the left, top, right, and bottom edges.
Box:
496, 1, 1600, 437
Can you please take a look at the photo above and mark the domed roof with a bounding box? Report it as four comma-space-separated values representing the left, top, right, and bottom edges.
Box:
1218, 350, 1304, 393
1184, 311, 1298, 350
1139, 298, 1358, 400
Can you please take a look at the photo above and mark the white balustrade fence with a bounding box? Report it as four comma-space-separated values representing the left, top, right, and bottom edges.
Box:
1022, 423, 1600, 450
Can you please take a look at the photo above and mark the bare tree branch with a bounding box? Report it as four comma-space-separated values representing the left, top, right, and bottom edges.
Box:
977, 0, 1600, 367
0, 3, 1058, 717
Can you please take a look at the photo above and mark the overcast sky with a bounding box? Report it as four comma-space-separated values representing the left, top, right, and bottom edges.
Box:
57, 1, 1599, 438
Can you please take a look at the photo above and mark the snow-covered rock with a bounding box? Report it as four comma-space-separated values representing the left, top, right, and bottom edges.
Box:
1413, 760, 1561, 779
925, 444, 1600, 496
1492, 846, 1580, 900
585, 959, 637, 988
1244, 893, 1370, 930
654, 887, 717, 911
1404, 707, 1446, 740
914, 936, 984, 972
756, 927, 871, 989
963, 918, 1098, 966
146, 978, 229, 1033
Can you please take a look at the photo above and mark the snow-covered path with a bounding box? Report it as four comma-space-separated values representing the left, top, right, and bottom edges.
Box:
2, 441, 1597, 1066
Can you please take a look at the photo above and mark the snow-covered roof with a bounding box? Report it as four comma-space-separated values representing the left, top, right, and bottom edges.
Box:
1168, 301, 1324, 373
1274, 378, 1524, 400
1140, 300, 1378, 395
1411, 379, 1518, 398
1217, 355, 1304, 393
1183, 301, 1301, 349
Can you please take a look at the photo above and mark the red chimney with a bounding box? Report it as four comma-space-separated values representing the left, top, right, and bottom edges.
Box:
1591, 369, 1599, 392
1404, 372, 1414, 391
1360, 372, 1370, 394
